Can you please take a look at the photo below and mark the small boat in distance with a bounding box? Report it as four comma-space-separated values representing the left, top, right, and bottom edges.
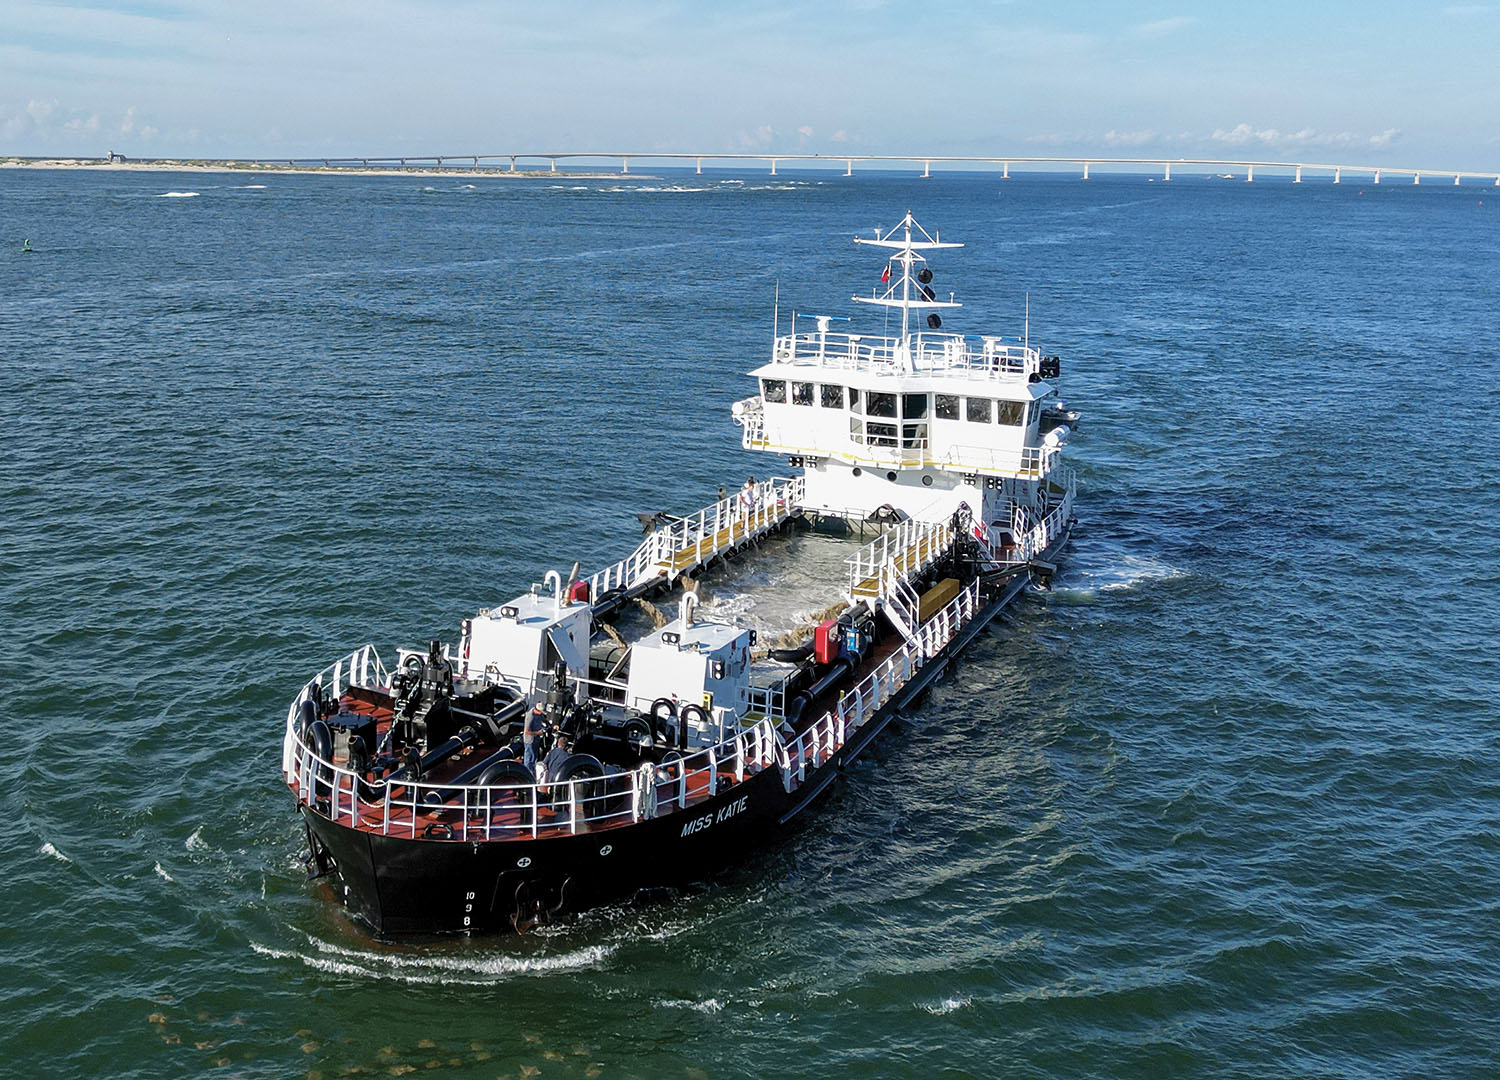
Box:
282, 212, 1079, 935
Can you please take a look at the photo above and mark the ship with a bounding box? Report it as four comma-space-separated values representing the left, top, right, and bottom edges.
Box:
282, 212, 1078, 935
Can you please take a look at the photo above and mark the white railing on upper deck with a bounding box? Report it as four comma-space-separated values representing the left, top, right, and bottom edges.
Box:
1008, 465, 1076, 563
844, 516, 955, 599
942, 442, 1061, 478
771, 331, 1040, 380
586, 476, 804, 597
285, 577, 993, 839
777, 578, 981, 788
287, 703, 786, 841
281, 644, 390, 776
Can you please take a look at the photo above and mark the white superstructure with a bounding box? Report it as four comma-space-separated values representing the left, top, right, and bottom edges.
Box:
733, 211, 1075, 554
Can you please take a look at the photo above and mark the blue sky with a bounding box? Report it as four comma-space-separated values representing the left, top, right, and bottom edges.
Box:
2, 1, 1497, 166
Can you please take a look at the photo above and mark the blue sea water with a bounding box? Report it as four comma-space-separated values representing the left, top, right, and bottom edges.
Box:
1, 167, 1498, 1078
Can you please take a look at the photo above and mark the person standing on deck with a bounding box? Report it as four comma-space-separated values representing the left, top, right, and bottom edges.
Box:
737, 476, 758, 523
522, 702, 546, 773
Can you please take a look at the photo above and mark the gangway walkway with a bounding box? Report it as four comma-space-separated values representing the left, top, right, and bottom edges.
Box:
587, 477, 805, 606
844, 516, 959, 640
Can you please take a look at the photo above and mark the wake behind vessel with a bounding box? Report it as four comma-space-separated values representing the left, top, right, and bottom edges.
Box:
282, 213, 1078, 935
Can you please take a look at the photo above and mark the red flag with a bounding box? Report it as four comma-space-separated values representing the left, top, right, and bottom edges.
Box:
880, 263, 890, 283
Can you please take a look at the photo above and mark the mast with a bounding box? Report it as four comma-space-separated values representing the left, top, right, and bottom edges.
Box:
851, 211, 962, 368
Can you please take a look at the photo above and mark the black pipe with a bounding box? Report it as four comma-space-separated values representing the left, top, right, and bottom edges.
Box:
805, 657, 853, 701
381, 725, 483, 789
443, 741, 524, 788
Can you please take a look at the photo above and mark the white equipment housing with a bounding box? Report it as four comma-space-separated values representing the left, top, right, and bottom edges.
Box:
626, 597, 752, 748
464, 587, 591, 698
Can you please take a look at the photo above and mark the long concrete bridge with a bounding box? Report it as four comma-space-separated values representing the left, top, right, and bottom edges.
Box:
233, 152, 1499, 186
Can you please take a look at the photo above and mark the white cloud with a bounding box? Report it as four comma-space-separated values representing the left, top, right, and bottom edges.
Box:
1103, 129, 1159, 147
732, 123, 775, 151
796, 125, 814, 138
1021, 124, 1401, 156
1208, 123, 1401, 151
1, 98, 163, 150
1134, 16, 1196, 38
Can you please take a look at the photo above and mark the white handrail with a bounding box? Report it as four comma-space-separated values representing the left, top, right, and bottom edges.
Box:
287, 568, 993, 840
586, 476, 805, 599
770, 331, 1041, 380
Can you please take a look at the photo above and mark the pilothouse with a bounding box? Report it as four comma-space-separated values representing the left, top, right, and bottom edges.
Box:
281, 213, 1079, 935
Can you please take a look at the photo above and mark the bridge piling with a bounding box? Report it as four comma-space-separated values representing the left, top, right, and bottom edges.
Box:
1374, 170, 1381, 184
845, 159, 853, 177
622, 157, 629, 174
922, 160, 931, 178
1164, 162, 1171, 181
1246, 165, 1255, 182
1002, 161, 1009, 179
1082, 161, 1090, 180
1294, 165, 1302, 183
696, 157, 702, 174
770, 158, 777, 175
1334, 167, 1341, 184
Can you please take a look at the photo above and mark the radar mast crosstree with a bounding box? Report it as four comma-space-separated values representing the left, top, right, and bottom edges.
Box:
853, 210, 963, 359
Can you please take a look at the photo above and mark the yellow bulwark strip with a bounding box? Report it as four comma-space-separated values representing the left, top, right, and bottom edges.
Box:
665, 518, 759, 571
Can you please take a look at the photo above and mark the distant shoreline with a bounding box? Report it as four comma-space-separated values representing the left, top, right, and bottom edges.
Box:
0, 158, 646, 180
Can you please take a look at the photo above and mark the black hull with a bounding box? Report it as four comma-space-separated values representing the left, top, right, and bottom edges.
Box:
301, 527, 1067, 936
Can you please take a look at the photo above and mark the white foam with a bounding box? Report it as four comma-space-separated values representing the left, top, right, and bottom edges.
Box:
232, 184, 266, 190
657, 997, 724, 1013
40, 841, 70, 864
920, 995, 972, 1014
250, 936, 616, 984
153, 861, 175, 882
185, 825, 207, 852
156, 191, 199, 198
1054, 550, 1186, 598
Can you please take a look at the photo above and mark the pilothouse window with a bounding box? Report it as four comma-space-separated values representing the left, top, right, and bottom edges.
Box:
902, 394, 929, 420
866, 422, 897, 447
867, 392, 897, 418
821, 384, 845, 409
935, 394, 960, 420
762, 379, 786, 404
966, 397, 992, 423
996, 400, 1025, 426
791, 382, 814, 406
